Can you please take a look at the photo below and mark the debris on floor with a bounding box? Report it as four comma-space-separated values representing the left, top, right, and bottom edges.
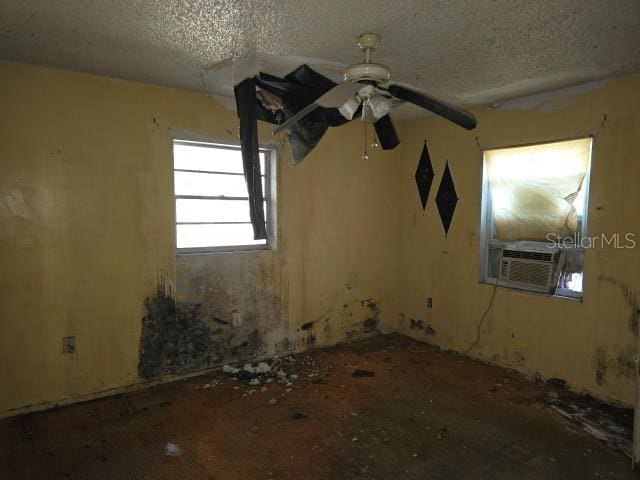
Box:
164, 442, 183, 456
222, 357, 297, 383
214, 354, 333, 401
351, 369, 375, 378
196, 380, 219, 390
289, 409, 309, 420
545, 389, 633, 457
1, 334, 636, 480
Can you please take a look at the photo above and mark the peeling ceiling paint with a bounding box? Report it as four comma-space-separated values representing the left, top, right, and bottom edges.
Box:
1, 0, 639, 119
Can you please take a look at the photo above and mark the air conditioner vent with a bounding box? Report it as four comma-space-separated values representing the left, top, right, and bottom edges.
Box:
502, 249, 554, 262
498, 247, 559, 293
504, 261, 553, 287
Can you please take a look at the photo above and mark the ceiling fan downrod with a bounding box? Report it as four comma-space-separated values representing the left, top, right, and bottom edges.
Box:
357, 33, 380, 64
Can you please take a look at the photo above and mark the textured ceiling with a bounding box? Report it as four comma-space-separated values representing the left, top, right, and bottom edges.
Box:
1, 0, 639, 119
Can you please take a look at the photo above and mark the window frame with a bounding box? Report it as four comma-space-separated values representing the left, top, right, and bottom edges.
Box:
172, 132, 277, 254
478, 135, 593, 299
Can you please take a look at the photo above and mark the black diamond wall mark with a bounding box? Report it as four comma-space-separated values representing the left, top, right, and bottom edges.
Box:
435, 161, 458, 236
414, 141, 434, 210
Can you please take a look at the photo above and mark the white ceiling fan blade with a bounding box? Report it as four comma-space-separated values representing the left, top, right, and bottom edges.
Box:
273, 82, 362, 134
273, 102, 320, 134
315, 82, 362, 108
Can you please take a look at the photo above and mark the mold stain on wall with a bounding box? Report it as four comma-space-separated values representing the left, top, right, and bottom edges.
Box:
343, 298, 382, 340
288, 298, 385, 351
599, 275, 640, 335
594, 346, 637, 387
155, 253, 293, 379
407, 316, 437, 336
138, 282, 266, 379
138, 275, 389, 380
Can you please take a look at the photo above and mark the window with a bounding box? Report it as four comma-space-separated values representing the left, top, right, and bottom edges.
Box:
480, 137, 592, 299
173, 139, 276, 252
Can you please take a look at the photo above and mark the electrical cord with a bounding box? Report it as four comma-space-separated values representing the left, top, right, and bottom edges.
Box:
464, 280, 500, 354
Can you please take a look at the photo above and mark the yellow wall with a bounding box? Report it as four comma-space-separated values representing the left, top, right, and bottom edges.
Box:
0, 61, 399, 417
1, 59, 638, 416
395, 74, 640, 405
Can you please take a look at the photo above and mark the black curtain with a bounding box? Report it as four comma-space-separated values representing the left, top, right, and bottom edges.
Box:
234, 77, 268, 240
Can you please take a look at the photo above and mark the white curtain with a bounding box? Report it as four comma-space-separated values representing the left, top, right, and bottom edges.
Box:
485, 138, 591, 242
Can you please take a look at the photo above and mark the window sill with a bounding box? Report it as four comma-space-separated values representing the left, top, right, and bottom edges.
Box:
480, 279, 583, 302
176, 244, 273, 255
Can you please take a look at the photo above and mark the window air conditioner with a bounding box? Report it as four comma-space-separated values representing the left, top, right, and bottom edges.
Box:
498, 246, 559, 293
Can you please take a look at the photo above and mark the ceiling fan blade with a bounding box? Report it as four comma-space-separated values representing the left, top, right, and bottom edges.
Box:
273, 102, 320, 134
387, 84, 476, 130
273, 82, 362, 134
315, 82, 362, 108
374, 115, 400, 150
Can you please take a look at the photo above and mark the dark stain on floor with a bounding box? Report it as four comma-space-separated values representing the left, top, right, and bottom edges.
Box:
545, 388, 633, 457
0, 334, 636, 480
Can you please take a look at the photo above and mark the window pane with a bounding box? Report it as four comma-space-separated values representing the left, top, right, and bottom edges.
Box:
176, 199, 253, 223
177, 224, 266, 248
174, 171, 267, 198
174, 143, 242, 173
484, 138, 591, 242
174, 143, 267, 173
172, 141, 273, 250
556, 248, 584, 297
559, 272, 583, 293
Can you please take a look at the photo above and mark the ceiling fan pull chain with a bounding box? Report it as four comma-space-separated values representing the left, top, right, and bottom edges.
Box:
361, 123, 369, 160
371, 128, 380, 149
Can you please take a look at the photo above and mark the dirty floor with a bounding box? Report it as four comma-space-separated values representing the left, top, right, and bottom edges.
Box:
0, 334, 636, 479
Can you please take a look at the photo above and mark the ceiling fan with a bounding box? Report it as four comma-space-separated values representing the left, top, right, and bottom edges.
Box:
273, 33, 477, 135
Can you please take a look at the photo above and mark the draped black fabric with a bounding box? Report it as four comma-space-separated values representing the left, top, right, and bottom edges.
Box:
254, 67, 351, 164
234, 77, 267, 240
235, 65, 401, 165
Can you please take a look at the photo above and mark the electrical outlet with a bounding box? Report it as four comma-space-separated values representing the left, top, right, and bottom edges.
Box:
232, 311, 242, 327
63, 336, 76, 354
427, 297, 433, 309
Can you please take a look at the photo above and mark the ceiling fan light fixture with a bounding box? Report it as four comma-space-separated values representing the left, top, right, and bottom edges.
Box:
369, 94, 391, 120
361, 100, 375, 123
338, 94, 360, 120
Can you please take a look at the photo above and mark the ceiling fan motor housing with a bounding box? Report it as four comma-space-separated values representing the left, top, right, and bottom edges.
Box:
344, 63, 391, 83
